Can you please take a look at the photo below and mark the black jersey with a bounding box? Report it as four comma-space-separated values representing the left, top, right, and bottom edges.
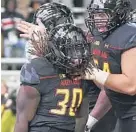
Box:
20, 57, 87, 131
84, 31, 101, 110
82, 80, 100, 110
92, 23, 136, 119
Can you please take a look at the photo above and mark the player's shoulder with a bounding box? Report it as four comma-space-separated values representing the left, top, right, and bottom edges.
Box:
119, 23, 136, 35
30, 57, 56, 76
124, 22, 136, 29
107, 22, 136, 50
20, 57, 56, 85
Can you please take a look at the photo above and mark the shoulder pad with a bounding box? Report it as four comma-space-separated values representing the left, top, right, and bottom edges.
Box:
107, 23, 136, 51
123, 23, 136, 50
30, 57, 57, 76
20, 63, 40, 85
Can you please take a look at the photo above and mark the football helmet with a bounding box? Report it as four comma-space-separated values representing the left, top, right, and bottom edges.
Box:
33, 2, 74, 31
47, 23, 91, 75
85, 0, 133, 38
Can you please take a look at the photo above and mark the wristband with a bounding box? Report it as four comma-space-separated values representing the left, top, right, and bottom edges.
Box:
93, 68, 110, 85
86, 115, 98, 129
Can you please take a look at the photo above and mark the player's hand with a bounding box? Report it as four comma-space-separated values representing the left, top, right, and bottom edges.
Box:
84, 66, 97, 80
26, 27, 49, 57
17, 18, 47, 40
74, 63, 96, 80
84, 66, 109, 85
75, 62, 109, 86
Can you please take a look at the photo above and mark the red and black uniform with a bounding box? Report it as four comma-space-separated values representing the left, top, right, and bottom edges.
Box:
92, 23, 136, 132
20, 57, 88, 132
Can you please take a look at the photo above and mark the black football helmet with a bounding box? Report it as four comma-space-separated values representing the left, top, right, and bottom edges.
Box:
47, 23, 91, 75
33, 2, 74, 31
85, 0, 133, 38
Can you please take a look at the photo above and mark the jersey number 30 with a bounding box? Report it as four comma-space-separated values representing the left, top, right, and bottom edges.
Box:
50, 88, 82, 116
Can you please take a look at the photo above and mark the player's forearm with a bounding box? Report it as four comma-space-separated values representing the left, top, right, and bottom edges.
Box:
85, 90, 111, 131
14, 116, 29, 132
105, 74, 136, 96
14, 123, 28, 132
90, 90, 111, 120
90, 68, 136, 95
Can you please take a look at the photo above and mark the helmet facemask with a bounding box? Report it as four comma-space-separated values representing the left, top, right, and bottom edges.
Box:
85, 7, 115, 37
47, 24, 91, 76
85, 0, 132, 38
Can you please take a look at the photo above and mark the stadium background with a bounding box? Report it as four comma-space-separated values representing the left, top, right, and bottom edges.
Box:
1, 0, 136, 132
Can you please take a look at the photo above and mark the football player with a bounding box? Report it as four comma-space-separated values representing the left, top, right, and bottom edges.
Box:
83, 2, 117, 132
82, 34, 116, 132
15, 3, 92, 132
14, 23, 91, 132
83, 0, 136, 132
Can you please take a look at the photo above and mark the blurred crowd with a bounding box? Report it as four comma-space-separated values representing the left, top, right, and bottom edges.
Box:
1, 0, 51, 58
1, 81, 17, 132
1, 0, 85, 58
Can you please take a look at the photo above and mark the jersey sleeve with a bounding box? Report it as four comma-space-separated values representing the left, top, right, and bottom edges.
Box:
120, 23, 136, 52
123, 34, 136, 52
108, 23, 136, 53
20, 63, 40, 89
20, 57, 57, 93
